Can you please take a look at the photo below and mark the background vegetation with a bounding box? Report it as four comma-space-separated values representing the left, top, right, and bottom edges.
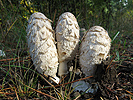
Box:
0, 0, 133, 45
0, 0, 133, 99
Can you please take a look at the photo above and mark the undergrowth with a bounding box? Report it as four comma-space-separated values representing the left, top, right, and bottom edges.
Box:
0, 0, 132, 100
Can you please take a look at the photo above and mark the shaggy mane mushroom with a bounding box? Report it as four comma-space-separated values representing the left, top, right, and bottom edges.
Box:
80, 26, 111, 80
56, 12, 80, 76
26, 12, 59, 84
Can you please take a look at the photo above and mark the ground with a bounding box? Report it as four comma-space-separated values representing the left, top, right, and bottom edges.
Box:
0, 32, 133, 100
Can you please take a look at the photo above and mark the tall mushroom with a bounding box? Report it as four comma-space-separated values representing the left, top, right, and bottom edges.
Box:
26, 12, 59, 84
80, 26, 111, 80
56, 12, 80, 76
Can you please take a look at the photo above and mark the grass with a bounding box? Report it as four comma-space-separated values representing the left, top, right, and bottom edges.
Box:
0, 1, 133, 100
0, 55, 76, 99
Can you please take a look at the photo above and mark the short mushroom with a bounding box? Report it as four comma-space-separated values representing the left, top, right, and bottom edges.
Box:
56, 12, 80, 76
79, 26, 111, 80
26, 12, 59, 84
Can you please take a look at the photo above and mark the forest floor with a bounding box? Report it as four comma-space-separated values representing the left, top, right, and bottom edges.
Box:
0, 32, 133, 100
71, 32, 133, 100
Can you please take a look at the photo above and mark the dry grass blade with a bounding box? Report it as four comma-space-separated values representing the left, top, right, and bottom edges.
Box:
39, 74, 62, 98
40, 74, 59, 91
22, 83, 58, 100
0, 91, 13, 95
100, 96, 104, 100
58, 75, 67, 84
74, 94, 81, 100
43, 76, 93, 90
0, 87, 14, 91
80, 29, 87, 44
124, 89, 133, 95
59, 75, 93, 87
0, 58, 18, 62
14, 87, 19, 100
53, 9, 57, 22
0, 56, 31, 62
115, 95, 119, 100
4, 18, 17, 39
106, 54, 116, 72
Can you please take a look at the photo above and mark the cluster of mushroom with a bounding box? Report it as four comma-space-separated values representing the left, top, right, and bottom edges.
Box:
26, 12, 111, 84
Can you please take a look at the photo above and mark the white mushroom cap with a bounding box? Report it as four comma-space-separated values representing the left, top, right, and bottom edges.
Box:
80, 26, 111, 77
56, 12, 80, 76
26, 12, 59, 84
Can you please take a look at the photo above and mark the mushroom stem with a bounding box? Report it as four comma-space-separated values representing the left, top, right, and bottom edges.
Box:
58, 61, 68, 76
